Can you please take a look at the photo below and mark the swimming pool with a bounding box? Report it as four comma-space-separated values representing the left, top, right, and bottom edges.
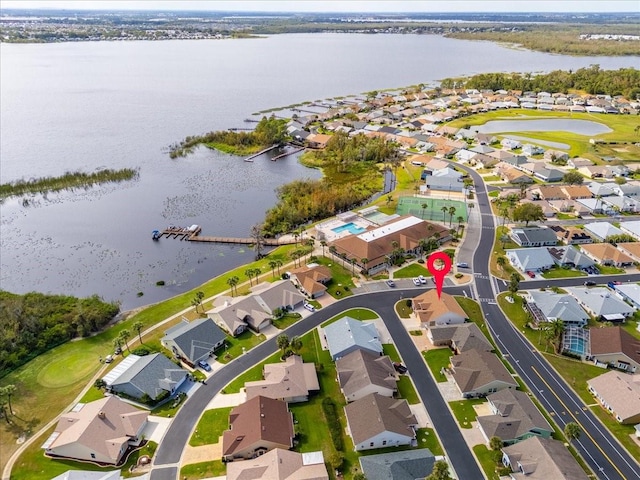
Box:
332, 222, 366, 235
562, 327, 590, 357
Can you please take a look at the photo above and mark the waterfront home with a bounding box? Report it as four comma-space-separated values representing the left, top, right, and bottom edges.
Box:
336, 349, 397, 402
543, 149, 569, 162
322, 316, 383, 360
344, 393, 417, 451
450, 349, 518, 398
161, 318, 226, 365
222, 396, 294, 461
226, 449, 328, 480
288, 264, 331, 299
588, 371, 640, 424
588, 327, 640, 373
43, 397, 148, 465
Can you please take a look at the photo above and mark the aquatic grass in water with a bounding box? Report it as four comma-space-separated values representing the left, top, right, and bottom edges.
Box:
0, 168, 139, 199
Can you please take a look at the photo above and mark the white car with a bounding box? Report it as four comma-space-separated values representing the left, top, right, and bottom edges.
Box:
418, 275, 427, 284
412, 278, 421, 286
303, 303, 315, 312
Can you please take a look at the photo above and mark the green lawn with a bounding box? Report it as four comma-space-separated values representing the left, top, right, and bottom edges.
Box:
449, 399, 486, 429
541, 267, 587, 279
482, 175, 501, 182
223, 351, 281, 394
180, 460, 226, 480
321, 308, 379, 327
393, 263, 432, 278
490, 226, 522, 280
455, 296, 483, 322
151, 391, 187, 418
189, 407, 232, 446
598, 265, 625, 275
79, 386, 107, 403
382, 343, 401, 363
397, 375, 420, 405
415, 427, 444, 456
473, 444, 501, 480
395, 299, 413, 318
217, 330, 266, 364
313, 256, 356, 298
272, 312, 302, 329
422, 348, 453, 382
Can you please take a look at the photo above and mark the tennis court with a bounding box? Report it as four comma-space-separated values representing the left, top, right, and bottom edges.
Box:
396, 196, 468, 223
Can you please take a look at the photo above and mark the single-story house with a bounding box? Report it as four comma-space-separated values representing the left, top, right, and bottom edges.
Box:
619, 243, 640, 263
412, 290, 467, 327
226, 449, 328, 480
51, 472, 127, 480
359, 449, 436, 480
288, 264, 332, 298
523, 290, 589, 327
501, 436, 589, 480
336, 349, 397, 402
323, 316, 383, 360
587, 370, 640, 424
222, 395, 294, 461
427, 323, 493, 353
477, 389, 553, 445
507, 248, 555, 273
161, 318, 226, 365
450, 349, 518, 398
588, 326, 640, 373
244, 355, 319, 403
549, 226, 593, 245
42, 397, 148, 465
566, 287, 635, 321
580, 243, 634, 268
546, 246, 595, 270
344, 393, 417, 451
102, 353, 188, 402
611, 283, 640, 309
583, 222, 624, 242
510, 227, 557, 247
621, 220, 640, 240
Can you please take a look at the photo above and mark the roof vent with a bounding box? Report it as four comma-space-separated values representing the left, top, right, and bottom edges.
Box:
98, 411, 106, 419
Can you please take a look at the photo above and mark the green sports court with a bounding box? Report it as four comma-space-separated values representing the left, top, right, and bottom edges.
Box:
396, 196, 468, 223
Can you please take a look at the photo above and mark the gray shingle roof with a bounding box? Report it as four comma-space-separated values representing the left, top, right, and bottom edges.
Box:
526, 290, 589, 325
323, 317, 382, 360
359, 449, 436, 480
162, 318, 226, 363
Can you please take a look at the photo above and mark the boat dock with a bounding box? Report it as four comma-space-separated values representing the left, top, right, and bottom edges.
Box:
272, 146, 305, 161
154, 225, 296, 246
244, 144, 279, 162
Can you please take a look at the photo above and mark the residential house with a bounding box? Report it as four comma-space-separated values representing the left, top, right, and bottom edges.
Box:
244, 355, 319, 403
587, 371, 640, 423
523, 290, 589, 327
566, 287, 635, 322
336, 349, 397, 402
450, 349, 518, 398
330, 215, 449, 274
567, 157, 593, 169
359, 450, 437, 480
510, 227, 557, 247
477, 389, 553, 445
611, 283, 640, 309
42, 397, 148, 465
501, 436, 589, 480
344, 393, 417, 451
323, 316, 383, 360
226, 449, 328, 480
161, 318, 226, 365
208, 281, 306, 336
589, 327, 640, 373
222, 395, 294, 461
621, 221, 640, 239
543, 150, 569, 162
470, 152, 499, 169
619, 242, 640, 263
288, 264, 331, 299
562, 185, 593, 199
530, 185, 566, 201
601, 195, 640, 214
522, 144, 544, 156
424, 167, 464, 192
102, 353, 188, 402
549, 226, 593, 245
306, 133, 332, 149
500, 166, 533, 184
51, 471, 130, 480
412, 290, 467, 327
546, 246, 595, 270
583, 222, 624, 241
427, 323, 493, 353
580, 243, 634, 267
587, 182, 616, 197
507, 248, 555, 273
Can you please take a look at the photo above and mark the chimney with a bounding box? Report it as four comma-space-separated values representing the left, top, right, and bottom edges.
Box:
98, 411, 106, 419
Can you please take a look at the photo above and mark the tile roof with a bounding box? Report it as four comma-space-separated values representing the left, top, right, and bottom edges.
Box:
344, 393, 417, 445
587, 371, 640, 422
289, 264, 331, 296
412, 290, 467, 325
336, 350, 397, 399
245, 355, 319, 402
502, 436, 589, 479
226, 448, 329, 480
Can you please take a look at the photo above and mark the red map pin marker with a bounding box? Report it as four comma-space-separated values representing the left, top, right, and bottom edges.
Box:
427, 251, 452, 299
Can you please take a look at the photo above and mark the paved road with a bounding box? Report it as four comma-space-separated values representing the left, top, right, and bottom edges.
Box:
461, 162, 640, 480
150, 286, 480, 480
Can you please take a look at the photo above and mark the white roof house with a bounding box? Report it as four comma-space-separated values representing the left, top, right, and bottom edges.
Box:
565, 287, 635, 319
322, 317, 383, 360
507, 248, 555, 273
621, 220, 640, 239
613, 283, 640, 309
583, 222, 624, 241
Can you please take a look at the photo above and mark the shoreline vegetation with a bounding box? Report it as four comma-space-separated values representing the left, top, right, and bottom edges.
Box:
168, 116, 287, 158
0, 168, 139, 200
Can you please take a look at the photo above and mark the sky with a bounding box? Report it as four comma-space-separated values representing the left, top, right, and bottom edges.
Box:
1, 0, 639, 13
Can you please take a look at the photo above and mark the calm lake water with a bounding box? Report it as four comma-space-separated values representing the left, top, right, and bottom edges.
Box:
476, 119, 613, 135
2, 34, 638, 309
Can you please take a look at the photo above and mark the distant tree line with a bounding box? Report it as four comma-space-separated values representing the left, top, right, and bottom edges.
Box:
0, 291, 120, 378
262, 132, 396, 236
441, 66, 640, 99
169, 115, 288, 158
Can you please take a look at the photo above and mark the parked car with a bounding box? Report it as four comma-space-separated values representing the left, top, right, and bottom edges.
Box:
197, 360, 212, 372
412, 278, 421, 286
104, 355, 114, 364
303, 303, 316, 312
393, 362, 408, 374
385, 279, 396, 288
418, 275, 427, 284
584, 281, 597, 286
526, 271, 536, 278
457, 262, 469, 268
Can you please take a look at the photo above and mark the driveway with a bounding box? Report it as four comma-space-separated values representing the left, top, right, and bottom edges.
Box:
141, 416, 172, 444
437, 374, 462, 402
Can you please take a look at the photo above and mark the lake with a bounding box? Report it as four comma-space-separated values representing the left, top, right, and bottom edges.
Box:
475, 119, 613, 135
2, 33, 638, 309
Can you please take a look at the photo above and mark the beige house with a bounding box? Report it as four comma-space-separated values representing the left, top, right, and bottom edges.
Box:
427, 323, 493, 353
288, 264, 331, 299
451, 349, 518, 398
589, 327, 640, 373
226, 448, 329, 480
412, 290, 467, 327
618, 242, 640, 262
222, 395, 294, 461
244, 355, 319, 403
336, 349, 397, 402
43, 396, 148, 465
588, 370, 640, 424
501, 436, 589, 479
344, 393, 417, 451
580, 243, 635, 267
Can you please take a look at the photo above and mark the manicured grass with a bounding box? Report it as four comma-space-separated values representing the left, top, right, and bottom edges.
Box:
589, 403, 640, 460
598, 265, 625, 275
422, 348, 453, 383
313, 256, 356, 298
321, 308, 379, 327
395, 299, 413, 318
449, 399, 486, 429
541, 267, 587, 279
490, 226, 522, 280
482, 175, 501, 182
79, 386, 106, 403
473, 445, 501, 480
415, 427, 444, 456
272, 312, 302, 329
180, 460, 226, 479
393, 263, 432, 278
556, 213, 577, 220
488, 190, 500, 197
223, 351, 281, 394
382, 343, 401, 363
189, 407, 232, 446
216, 330, 266, 364
455, 296, 483, 322
151, 391, 188, 418
397, 375, 420, 405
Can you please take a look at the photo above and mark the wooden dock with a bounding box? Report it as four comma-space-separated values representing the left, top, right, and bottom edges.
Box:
157, 226, 296, 246
244, 144, 279, 162
272, 146, 305, 161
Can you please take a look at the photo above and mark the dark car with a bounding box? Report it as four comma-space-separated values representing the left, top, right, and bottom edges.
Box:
385, 279, 396, 288
457, 262, 469, 268
584, 281, 597, 286
197, 360, 212, 372
393, 362, 408, 374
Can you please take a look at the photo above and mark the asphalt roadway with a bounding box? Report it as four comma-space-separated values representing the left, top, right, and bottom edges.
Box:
463, 163, 640, 480
150, 285, 481, 480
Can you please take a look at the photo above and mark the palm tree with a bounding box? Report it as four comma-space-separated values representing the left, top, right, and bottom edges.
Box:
0, 385, 16, 416
113, 337, 123, 355
245, 268, 255, 286
489, 436, 503, 451
320, 240, 327, 257
133, 321, 144, 344
226, 275, 239, 296
386, 194, 393, 206
119, 329, 131, 353
564, 422, 581, 443
269, 260, 278, 278
496, 256, 507, 270
544, 319, 565, 354
448, 206, 456, 226
361, 258, 369, 274
290, 336, 303, 354
276, 334, 290, 353
457, 216, 464, 234
275, 260, 283, 276
252, 268, 262, 284
421, 202, 428, 219
441, 205, 448, 223
191, 291, 205, 313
